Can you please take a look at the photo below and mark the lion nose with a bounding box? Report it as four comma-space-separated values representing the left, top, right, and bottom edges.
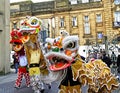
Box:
65, 50, 72, 56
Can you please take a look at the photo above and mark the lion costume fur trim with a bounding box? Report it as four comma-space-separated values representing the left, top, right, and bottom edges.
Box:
71, 56, 119, 93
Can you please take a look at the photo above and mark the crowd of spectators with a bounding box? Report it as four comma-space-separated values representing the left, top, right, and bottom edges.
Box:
81, 48, 120, 78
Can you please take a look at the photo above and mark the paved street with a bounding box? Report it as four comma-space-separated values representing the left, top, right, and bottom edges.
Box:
0, 69, 59, 93
0, 69, 120, 93
0, 79, 59, 93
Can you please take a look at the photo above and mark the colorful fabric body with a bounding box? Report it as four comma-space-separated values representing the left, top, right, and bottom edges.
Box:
59, 67, 81, 93
29, 67, 40, 76
15, 55, 30, 87
18, 16, 49, 93
15, 67, 30, 87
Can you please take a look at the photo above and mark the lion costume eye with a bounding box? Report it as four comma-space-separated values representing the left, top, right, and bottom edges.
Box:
31, 19, 38, 25
29, 17, 39, 27
66, 42, 76, 48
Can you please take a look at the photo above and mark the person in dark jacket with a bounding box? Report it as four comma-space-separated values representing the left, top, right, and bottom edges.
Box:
12, 52, 19, 73
116, 48, 120, 80
102, 51, 112, 68
111, 51, 117, 64
117, 49, 120, 73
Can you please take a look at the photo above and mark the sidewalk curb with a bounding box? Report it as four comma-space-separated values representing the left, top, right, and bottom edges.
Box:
0, 69, 17, 84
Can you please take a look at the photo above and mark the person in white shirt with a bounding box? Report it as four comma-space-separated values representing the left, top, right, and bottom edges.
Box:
15, 47, 30, 88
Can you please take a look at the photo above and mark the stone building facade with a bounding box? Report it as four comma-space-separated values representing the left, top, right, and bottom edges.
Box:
10, 0, 120, 45
0, 0, 10, 74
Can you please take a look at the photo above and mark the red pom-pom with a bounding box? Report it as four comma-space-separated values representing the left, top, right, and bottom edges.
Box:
10, 29, 23, 44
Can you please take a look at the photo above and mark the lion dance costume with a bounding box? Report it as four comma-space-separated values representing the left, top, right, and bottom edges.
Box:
10, 30, 30, 88
10, 16, 49, 93
44, 30, 119, 93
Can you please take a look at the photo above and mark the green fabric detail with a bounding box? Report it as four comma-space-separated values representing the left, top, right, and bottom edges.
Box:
36, 28, 39, 33
52, 48, 59, 52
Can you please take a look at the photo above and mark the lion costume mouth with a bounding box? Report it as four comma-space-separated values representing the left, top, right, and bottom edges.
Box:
45, 52, 74, 71
20, 28, 36, 34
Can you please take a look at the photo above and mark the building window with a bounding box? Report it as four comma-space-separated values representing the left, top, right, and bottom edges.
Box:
84, 15, 90, 34
114, 11, 120, 22
84, 16, 89, 22
72, 17, 77, 27
114, 11, 120, 26
60, 18, 64, 28
82, 0, 89, 3
84, 22, 90, 34
96, 14, 102, 23
114, 0, 120, 5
